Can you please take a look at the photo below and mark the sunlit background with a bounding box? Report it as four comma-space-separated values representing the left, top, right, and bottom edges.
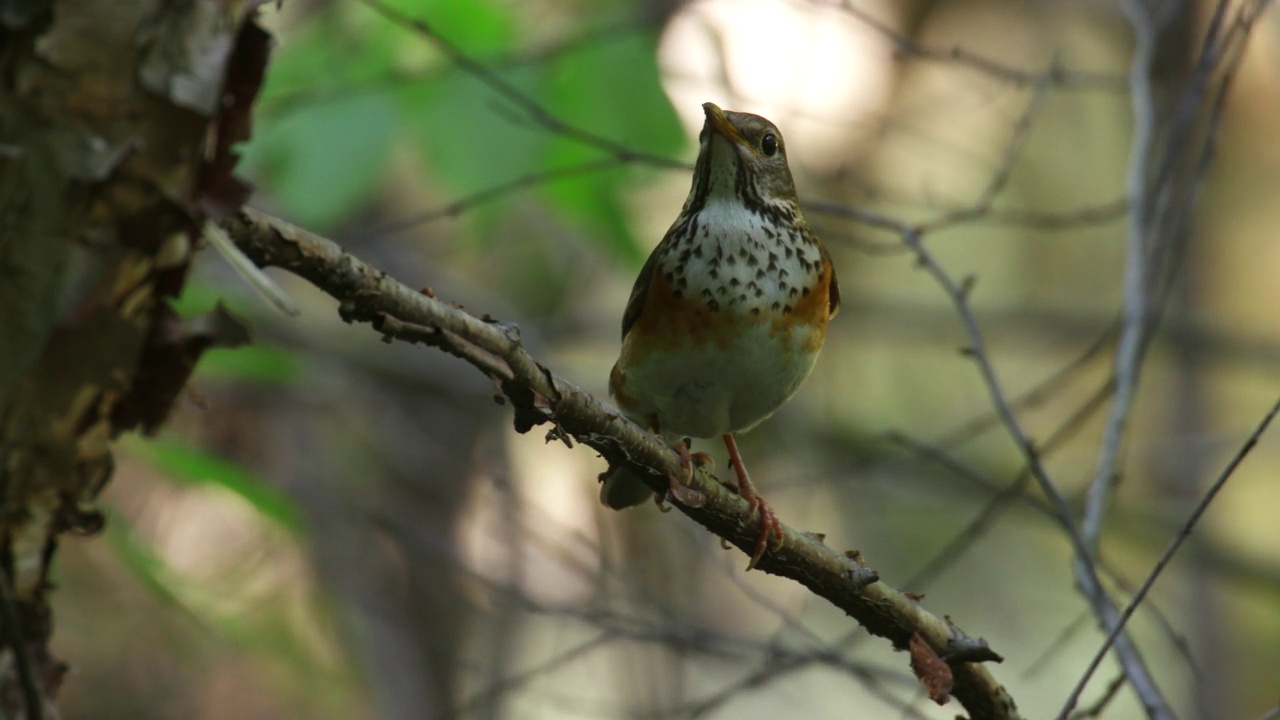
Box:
55, 1, 1280, 718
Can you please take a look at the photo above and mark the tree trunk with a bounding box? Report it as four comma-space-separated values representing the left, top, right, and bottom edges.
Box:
0, 1, 264, 715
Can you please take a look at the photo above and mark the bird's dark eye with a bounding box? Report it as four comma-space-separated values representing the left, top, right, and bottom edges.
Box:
761, 133, 778, 156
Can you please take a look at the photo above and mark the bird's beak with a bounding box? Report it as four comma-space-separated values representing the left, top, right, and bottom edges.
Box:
703, 102, 752, 155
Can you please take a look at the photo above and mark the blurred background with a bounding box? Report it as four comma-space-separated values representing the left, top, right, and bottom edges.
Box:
53, 1, 1280, 718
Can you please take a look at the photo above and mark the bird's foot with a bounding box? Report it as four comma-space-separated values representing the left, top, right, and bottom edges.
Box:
739, 485, 784, 570
663, 440, 709, 508
722, 433, 784, 570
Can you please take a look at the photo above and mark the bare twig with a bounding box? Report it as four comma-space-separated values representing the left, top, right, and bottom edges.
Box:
896, 223, 1173, 715
917, 68, 1056, 234
1065, 6, 1174, 708
367, 158, 626, 237
1068, 672, 1128, 719
360, 0, 687, 171
1069, 3, 1273, 714
263, 20, 649, 117
445, 633, 612, 720
975, 199, 1129, 231
887, 380, 1108, 591
932, 323, 1117, 449
809, 195, 1129, 236
1057, 393, 1280, 719
799, 58, 1171, 706
1080, 0, 1161, 559
823, 0, 1128, 92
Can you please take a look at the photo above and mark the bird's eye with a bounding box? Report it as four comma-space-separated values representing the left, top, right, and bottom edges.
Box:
761, 133, 778, 156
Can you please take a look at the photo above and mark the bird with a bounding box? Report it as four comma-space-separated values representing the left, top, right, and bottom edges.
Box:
600, 102, 840, 569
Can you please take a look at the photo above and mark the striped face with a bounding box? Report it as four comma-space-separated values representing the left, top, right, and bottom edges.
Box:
686, 103, 800, 214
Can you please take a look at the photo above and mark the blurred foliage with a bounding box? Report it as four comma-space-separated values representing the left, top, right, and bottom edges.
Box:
167, 283, 302, 385
124, 439, 304, 532
239, 0, 684, 260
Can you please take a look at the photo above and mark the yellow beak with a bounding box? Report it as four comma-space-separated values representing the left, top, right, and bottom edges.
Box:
703, 102, 751, 154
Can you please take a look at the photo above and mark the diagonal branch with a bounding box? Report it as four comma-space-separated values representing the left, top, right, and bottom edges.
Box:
1058, 393, 1280, 719
1080, 0, 1163, 560
220, 206, 1023, 720
897, 221, 1172, 718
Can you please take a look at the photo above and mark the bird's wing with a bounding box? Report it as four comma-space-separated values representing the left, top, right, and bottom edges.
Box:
822, 242, 841, 319
619, 241, 663, 341
828, 261, 841, 318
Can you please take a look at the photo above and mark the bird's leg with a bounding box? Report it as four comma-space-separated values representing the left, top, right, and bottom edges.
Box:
652, 435, 711, 511
722, 433, 783, 569
668, 439, 712, 508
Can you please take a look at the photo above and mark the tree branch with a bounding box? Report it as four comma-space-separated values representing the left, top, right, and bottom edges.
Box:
1058, 392, 1280, 719
221, 206, 1022, 720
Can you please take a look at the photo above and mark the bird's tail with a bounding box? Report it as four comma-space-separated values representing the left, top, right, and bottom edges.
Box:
598, 465, 656, 509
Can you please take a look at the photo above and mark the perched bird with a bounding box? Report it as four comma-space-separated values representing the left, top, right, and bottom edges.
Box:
601, 102, 840, 568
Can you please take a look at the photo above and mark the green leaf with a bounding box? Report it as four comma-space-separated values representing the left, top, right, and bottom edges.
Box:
541, 32, 685, 261
376, 0, 513, 55
127, 440, 304, 532
258, 7, 411, 102
195, 346, 300, 385
241, 91, 398, 230
168, 281, 253, 319
403, 65, 546, 196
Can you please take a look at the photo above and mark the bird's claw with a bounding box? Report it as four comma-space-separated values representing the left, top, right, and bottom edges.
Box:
664, 441, 708, 508
743, 495, 784, 570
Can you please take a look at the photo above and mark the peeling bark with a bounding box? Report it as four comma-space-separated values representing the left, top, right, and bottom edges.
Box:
0, 1, 265, 715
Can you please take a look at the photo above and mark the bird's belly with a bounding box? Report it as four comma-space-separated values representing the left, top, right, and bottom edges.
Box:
613, 320, 822, 439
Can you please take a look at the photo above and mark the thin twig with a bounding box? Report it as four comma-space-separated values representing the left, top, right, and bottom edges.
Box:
823, 0, 1128, 92
976, 200, 1129, 231
367, 158, 626, 237
443, 633, 613, 720
1057, 392, 1280, 719
888, 382, 1108, 592
1080, 0, 1161, 559
262, 20, 649, 118
1070, 3, 1273, 713
898, 223, 1170, 717
1069, 672, 1128, 719
918, 67, 1056, 234
1022, 609, 1092, 679
360, 0, 687, 171
933, 324, 1117, 449
808, 196, 1128, 235
801, 57, 1169, 704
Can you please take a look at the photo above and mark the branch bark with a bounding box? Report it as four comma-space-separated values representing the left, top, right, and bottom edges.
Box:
223, 207, 1022, 720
